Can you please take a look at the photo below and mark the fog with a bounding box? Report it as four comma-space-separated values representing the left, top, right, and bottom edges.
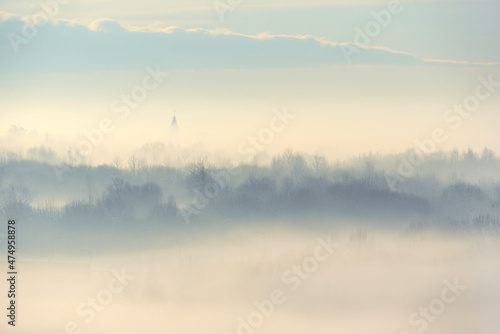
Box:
7, 227, 500, 334
1, 148, 500, 333
2, 147, 500, 229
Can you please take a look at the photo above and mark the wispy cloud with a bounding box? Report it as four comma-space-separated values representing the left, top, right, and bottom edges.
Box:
0, 13, 498, 78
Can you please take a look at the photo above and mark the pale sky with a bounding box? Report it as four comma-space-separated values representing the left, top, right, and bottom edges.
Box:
0, 0, 499, 163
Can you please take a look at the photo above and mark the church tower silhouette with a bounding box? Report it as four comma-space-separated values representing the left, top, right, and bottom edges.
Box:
169, 111, 179, 148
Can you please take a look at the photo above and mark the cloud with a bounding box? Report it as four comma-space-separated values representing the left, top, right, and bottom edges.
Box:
0, 13, 498, 78
88, 18, 127, 33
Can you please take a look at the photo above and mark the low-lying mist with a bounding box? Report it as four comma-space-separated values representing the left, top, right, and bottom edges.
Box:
1, 148, 500, 333
6, 226, 500, 334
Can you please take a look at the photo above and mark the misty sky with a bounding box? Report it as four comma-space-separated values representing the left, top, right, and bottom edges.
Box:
0, 0, 499, 163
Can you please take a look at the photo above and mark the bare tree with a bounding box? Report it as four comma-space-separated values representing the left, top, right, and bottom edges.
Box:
128, 155, 146, 174
1, 185, 33, 215
311, 154, 329, 176
112, 156, 123, 169
186, 157, 214, 191
86, 167, 94, 204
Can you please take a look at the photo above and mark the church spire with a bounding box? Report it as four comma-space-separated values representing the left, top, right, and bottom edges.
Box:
169, 111, 179, 148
